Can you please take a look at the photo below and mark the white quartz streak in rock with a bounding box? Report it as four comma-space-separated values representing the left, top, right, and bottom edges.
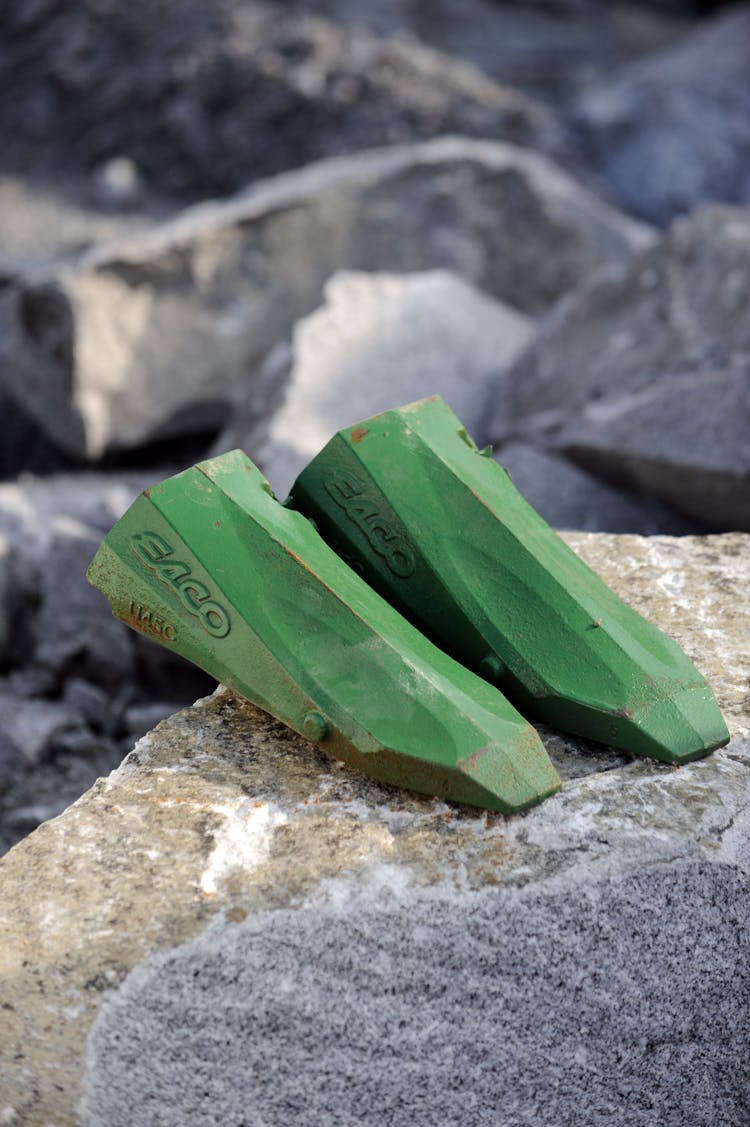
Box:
200, 799, 288, 896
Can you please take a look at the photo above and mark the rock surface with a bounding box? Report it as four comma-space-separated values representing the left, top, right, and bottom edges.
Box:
489, 206, 750, 529
572, 5, 750, 225
222, 270, 532, 497
0, 174, 159, 277
495, 441, 697, 534
0, 0, 559, 205
287, 0, 696, 101
1, 531, 748, 1126
555, 368, 750, 530
0, 137, 652, 464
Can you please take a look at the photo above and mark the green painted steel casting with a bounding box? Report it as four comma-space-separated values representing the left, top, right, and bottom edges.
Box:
88, 397, 729, 814
289, 396, 729, 765
87, 449, 561, 813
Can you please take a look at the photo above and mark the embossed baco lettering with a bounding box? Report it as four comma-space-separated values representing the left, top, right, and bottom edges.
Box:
128, 600, 177, 641
130, 532, 231, 638
323, 470, 416, 578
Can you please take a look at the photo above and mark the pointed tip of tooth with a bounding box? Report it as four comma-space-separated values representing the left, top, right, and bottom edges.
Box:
456, 729, 562, 814
623, 685, 730, 764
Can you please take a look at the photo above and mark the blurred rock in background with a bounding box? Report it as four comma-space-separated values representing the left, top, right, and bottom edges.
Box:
232, 268, 533, 496
488, 206, 750, 529
0, 137, 650, 469
225, 0, 706, 103
491, 441, 699, 534
0, 0, 747, 856
0, 0, 559, 219
572, 5, 750, 224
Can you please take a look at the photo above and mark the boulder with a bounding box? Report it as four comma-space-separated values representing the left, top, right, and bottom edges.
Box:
495, 441, 697, 534
219, 270, 532, 497
0, 137, 652, 463
282, 0, 697, 102
554, 369, 750, 530
572, 6, 750, 225
0, 0, 560, 204
488, 207, 750, 530
0, 471, 154, 556
0, 173, 158, 277
1, 531, 748, 1126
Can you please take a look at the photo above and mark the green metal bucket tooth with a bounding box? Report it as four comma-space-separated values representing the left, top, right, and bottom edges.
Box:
288, 396, 730, 765
87, 450, 561, 814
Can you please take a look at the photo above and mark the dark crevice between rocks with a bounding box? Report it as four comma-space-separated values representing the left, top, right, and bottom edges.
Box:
0, 403, 224, 481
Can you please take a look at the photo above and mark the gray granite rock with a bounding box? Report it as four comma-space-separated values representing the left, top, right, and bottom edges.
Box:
0, 137, 651, 463
488, 207, 750, 530
572, 6, 750, 225
285, 0, 696, 102
81, 862, 750, 1127
220, 270, 532, 498
495, 441, 697, 534
0, 531, 747, 1127
555, 368, 750, 530
0, 0, 563, 204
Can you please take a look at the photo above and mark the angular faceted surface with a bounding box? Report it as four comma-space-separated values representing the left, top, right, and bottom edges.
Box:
289, 397, 729, 763
87, 450, 560, 813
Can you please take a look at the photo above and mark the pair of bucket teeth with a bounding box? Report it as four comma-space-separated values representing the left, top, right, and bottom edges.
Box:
87, 397, 729, 814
